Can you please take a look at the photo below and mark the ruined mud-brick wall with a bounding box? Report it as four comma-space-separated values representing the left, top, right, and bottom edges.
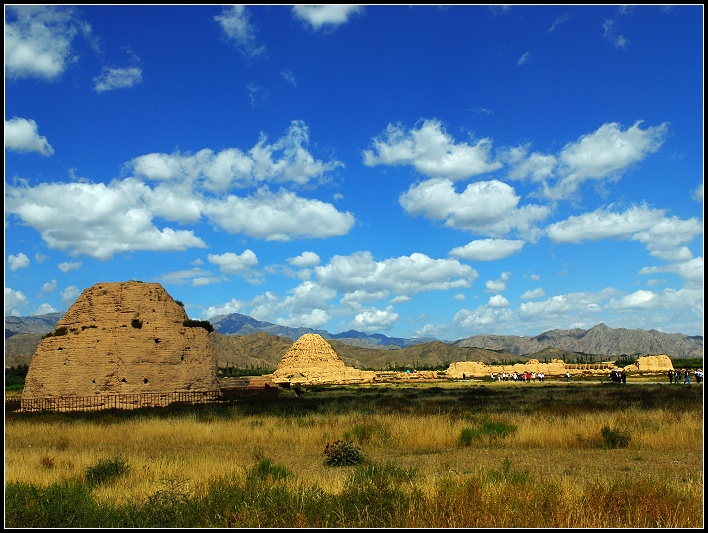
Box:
447, 354, 676, 378
623, 355, 674, 374
21, 281, 218, 399
446, 358, 606, 379
271, 334, 376, 385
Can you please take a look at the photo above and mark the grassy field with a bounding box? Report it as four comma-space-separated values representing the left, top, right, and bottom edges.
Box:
4, 380, 704, 527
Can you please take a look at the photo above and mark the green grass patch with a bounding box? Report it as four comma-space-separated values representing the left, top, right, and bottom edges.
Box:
84, 457, 131, 487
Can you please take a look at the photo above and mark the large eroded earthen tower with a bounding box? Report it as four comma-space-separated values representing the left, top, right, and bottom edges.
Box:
21, 281, 218, 399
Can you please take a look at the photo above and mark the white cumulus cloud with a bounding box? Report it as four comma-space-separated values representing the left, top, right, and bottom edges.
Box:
4, 5, 78, 81
364, 119, 502, 180
5, 288, 29, 316
8, 253, 30, 271
349, 305, 399, 333
5, 181, 207, 260
5, 117, 54, 155
207, 250, 259, 274
288, 251, 321, 268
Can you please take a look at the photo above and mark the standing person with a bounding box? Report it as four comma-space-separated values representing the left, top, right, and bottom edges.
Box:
684, 369, 690, 384
565, 371, 571, 382
621, 370, 626, 384
668, 370, 674, 384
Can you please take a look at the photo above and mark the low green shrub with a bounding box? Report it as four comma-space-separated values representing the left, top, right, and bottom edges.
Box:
481, 420, 517, 439
39, 455, 55, 469
484, 457, 535, 485
600, 426, 631, 449
345, 422, 392, 445
247, 459, 291, 483
42, 326, 68, 339
4, 480, 103, 527
324, 440, 364, 466
460, 420, 517, 447
347, 461, 418, 488
84, 457, 131, 487
182, 319, 214, 333
460, 427, 482, 446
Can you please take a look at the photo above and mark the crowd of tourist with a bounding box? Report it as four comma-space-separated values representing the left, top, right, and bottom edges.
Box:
668, 369, 703, 384
490, 371, 546, 382
475, 367, 704, 384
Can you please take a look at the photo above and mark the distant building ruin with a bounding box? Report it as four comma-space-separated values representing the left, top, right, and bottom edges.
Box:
271, 333, 376, 385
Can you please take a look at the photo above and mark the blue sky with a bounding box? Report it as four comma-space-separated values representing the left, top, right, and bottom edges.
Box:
5, 5, 704, 340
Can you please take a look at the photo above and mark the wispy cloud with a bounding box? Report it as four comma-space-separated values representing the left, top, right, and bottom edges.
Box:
603, 18, 629, 49
93, 66, 142, 93
548, 13, 570, 33
215, 5, 266, 59
292, 5, 364, 31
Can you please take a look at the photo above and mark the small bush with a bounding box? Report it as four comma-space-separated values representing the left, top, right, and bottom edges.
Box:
460, 427, 482, 446
600, 426, 631, 449
84, 457, 131, 487
347, 461, 418, 488
460, 420, 516, 447
39, 455, 55, 469
4, 480, 101, 528
324, 440, 364, 466
481, 420, 517, 439
43, 326, 68, 338
183, 319, 214, 333
131, 319, 143, 329
485, 457, 535, 485
345, 422, 392, 445
247, 459, 291, 483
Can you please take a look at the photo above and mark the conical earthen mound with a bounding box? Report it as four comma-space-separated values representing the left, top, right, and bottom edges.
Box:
272, 334, 375, 384
273, 334, 346, 376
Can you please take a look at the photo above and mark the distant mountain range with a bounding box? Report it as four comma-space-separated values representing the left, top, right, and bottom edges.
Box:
207, 313, 434, 348
4, 313, 65, 339
452, 323, 703, 359
4, 312, 703, 369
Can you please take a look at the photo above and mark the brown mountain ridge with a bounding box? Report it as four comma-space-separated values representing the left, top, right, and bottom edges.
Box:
5, 314, 702, 370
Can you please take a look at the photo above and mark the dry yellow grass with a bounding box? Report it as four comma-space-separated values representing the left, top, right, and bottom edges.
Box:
5, 405, 702, 505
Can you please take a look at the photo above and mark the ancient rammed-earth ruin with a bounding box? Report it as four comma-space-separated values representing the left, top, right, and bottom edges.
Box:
22, 281, 218, 406
19, 281, 677, 411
